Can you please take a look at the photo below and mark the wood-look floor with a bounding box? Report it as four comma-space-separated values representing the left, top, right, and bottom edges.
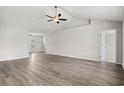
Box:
0, 53, 124, 86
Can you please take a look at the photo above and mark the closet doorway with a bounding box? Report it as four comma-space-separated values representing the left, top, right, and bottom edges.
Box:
99, 29, 116, 63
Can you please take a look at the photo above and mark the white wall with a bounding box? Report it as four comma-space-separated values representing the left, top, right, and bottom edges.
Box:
45, 20, 122, 64
0, 25, 29, 61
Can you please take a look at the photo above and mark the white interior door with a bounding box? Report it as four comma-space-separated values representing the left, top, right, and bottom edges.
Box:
100, 29, 116, 63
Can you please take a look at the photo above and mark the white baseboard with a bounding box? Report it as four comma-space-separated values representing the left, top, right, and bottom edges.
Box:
116, 63, 122, 65
0, 56, 29, 62
47, 53, 122, 64
122, 63, 124, 69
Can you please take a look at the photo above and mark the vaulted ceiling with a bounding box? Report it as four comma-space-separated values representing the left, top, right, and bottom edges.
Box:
0, 6, 124, 34
62, 6, 124, 21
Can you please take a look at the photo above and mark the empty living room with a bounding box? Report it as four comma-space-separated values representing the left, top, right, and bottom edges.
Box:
0, 5, 124, 87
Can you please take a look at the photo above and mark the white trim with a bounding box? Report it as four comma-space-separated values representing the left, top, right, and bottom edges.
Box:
99, 29, 117, 63
0, 56, 29, 62
47, 53, 121, 64
116, 62, 122, 65
122, 63, 124, 69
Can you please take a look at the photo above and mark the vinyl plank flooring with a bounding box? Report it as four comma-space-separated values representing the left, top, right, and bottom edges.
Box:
0, 53, 124, 86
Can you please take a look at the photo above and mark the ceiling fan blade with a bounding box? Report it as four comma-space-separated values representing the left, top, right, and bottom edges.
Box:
46, 15, 53, 18
59, 19, 67, 21
47, 20, 53, 22
58, 14, 61, 17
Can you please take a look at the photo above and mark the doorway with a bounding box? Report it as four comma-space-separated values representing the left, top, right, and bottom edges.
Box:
29, 33, 46, 54
99, 29, 116, 63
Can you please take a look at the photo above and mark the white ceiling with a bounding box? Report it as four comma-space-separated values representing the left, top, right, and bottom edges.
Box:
0, 6, 124, 34
62, 6, 124, 21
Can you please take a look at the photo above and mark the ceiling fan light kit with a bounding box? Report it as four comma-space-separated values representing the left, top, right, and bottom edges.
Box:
45, 6, 91, 28
46, 6, 67, 24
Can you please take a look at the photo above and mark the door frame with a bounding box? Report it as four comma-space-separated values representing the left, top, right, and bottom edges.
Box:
99, 29, 117, 63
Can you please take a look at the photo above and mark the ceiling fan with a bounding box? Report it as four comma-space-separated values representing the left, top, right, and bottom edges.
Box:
46, 6, 67, 24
